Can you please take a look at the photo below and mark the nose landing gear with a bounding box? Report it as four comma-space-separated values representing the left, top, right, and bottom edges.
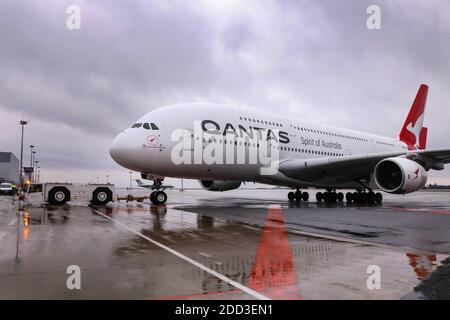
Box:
149, 178, 168, 205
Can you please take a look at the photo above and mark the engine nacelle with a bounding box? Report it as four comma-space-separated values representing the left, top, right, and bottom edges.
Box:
374, 157, 427, 194
199, 180, 242, 192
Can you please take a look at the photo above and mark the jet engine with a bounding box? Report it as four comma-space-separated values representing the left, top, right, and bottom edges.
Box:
199, 180, 242, 191
374, 157, 427, 194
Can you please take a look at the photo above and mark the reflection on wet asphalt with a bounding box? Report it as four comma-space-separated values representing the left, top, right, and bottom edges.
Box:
0, 189, 448, 299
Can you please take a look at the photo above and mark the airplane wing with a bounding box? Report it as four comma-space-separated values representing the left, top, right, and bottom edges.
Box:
278, 148, 450, 183
278, 151, 404, 183
408, 148, 450, 170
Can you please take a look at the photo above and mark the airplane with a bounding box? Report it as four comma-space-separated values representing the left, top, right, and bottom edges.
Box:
136, 178, 174, 189
135, 179, 152, 188
110, 84, 450, 205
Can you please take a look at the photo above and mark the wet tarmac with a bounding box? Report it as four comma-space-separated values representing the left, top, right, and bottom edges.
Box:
0, 189, 449, 299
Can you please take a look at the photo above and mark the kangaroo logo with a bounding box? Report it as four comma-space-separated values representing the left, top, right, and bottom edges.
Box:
413, 168, 419, 180
405, 114, 424, 148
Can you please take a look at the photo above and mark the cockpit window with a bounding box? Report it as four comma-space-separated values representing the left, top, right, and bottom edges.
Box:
133, 122, 159, 130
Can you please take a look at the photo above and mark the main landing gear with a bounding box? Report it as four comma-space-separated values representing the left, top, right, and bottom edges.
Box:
149, 179, 168, 205
345, 190, 383, 204
288, 189, 310, 202
315, 190, 344, 203
288, 188, 383, 205
315, 189, 383, 204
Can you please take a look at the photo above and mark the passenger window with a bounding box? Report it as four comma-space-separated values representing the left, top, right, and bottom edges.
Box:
143, 123, 151, 130
151, 123, 159, 130
132, 123, 142, 128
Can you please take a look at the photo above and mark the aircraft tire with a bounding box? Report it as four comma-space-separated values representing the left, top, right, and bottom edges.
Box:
302, 192, 309, 201
288, 192, 295, 201
345, 192, 353, 202
316, 192, 323, 202
375, 192, 383, 203
150, 191, 156, 204
155, 191, 167, 204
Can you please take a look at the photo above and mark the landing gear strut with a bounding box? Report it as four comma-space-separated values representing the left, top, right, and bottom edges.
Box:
288, 189, 309, 202
149, 179, 168, 205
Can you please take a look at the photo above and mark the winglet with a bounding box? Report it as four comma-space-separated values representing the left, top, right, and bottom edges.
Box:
399, 84, 428, 150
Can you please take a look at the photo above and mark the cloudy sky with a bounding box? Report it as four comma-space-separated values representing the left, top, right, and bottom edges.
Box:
1, 0, 449, 187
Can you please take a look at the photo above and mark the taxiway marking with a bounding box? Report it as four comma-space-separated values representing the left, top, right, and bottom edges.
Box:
91, 208, 269, 300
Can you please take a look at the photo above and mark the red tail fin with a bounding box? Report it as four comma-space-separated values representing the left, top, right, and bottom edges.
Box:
399, 84, 428, 150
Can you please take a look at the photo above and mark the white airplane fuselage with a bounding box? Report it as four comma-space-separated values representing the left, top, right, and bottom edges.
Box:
110, 103, 409, 189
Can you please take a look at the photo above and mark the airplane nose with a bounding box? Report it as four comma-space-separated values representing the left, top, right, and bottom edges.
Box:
109, 132, 131, 168
110, 129, 152, 172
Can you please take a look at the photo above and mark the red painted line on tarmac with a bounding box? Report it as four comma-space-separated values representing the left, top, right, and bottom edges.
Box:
385, 206, 450, 216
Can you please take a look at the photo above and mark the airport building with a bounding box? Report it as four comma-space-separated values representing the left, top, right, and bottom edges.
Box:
0, 152, 19, 183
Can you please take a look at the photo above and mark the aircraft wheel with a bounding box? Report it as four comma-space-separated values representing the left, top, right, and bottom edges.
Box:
302, 192, 309, 201
345, 192, 353, 202
375, 192, 383, 203
331, 192, 337, 202
288, 192, 295, 201
367, 192, 375, 204
337, 192, 344, 202
150, 191, 157, 204
323, 191, 336, 203
316, 192, 323, 202
153, 191, 167, 205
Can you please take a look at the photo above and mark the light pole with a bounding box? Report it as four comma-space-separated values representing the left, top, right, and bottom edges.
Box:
129, 171, 132, 189
19, 120, 28, 191
35, 160, 39, 183
32, 151, 36, 181
37, 166, 41, 183
29, 145, 34, 167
